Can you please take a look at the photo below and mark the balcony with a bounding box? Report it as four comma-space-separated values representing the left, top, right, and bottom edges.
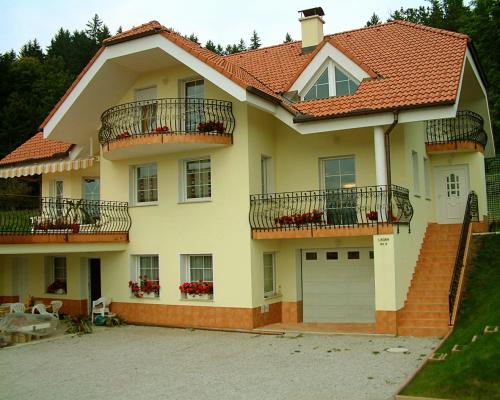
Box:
99, 98, 235, 160
249, 185, 413, 239
0, 195, 131, 244
426, 110, 487, 153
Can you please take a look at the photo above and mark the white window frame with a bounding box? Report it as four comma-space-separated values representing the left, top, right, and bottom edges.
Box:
424, 157, 431, 200
263, 252, 276, 298
130, 163, 158, 206
180, 156, 212, 202
261, 155, 274, 194
185, 254, 213, 283
412, 151, 421, 197
300, 59, 360, 100
319, 155, 356, 190
131, 254, 160, 298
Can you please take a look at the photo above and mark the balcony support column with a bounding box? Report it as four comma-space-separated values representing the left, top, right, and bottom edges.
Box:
374, 126, 387, 187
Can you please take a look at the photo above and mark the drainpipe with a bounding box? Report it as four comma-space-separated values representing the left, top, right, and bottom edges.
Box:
384, 111, 399, 221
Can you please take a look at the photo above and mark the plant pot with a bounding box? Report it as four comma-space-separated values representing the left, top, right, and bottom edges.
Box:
186, 293, 213, 300
71, 224, 80, 234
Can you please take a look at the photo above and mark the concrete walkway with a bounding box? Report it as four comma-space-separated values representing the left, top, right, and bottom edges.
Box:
0, 325, 438, 400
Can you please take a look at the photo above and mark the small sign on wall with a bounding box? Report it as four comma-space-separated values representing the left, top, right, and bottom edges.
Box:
377, 237, 391, 247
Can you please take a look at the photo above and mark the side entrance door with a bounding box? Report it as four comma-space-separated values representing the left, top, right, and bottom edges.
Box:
435, 165, 469, 224
89, 259, 101, 309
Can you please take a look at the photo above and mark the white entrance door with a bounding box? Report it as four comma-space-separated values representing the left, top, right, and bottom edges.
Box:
435, 165, 469, 224
302, 248, 375, 323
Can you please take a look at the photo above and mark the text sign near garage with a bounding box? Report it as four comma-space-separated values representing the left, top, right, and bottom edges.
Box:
302, 248, 375, 323
377, 237, 391, 246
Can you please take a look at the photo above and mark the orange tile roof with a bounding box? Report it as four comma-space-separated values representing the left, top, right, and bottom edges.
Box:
0, 133, 73, 166
39, 18, 471, 134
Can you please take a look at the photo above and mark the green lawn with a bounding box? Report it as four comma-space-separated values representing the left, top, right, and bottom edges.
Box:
401, 235, 500, 400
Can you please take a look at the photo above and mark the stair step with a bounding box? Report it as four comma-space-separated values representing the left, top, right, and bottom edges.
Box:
398, 326, 450, 337
398, 311, 449, 320
402, 303, 449, 312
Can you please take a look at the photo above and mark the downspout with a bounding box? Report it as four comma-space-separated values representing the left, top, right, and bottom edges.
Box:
384, 111, 399, 223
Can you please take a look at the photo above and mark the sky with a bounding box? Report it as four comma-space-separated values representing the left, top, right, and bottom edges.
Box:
0, 0, 428, 53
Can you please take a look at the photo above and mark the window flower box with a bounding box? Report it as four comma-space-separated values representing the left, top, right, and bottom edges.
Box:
179, 280, 213, 300
274, 209, 323, 227
197, 121, 225, 134
128, 275, 160, 298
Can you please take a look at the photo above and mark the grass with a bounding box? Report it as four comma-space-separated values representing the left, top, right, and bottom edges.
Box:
0, 209, 38, 233
401, 235, 500, 400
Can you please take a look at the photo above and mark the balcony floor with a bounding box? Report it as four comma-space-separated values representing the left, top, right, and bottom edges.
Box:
252, 224, 395, 240
426, 141, 485, 154
0, 232, 128, 245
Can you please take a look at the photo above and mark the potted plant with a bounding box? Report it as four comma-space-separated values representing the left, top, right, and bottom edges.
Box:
116, 131, 131, 140
47, 280, 67, 294
274, 209, 324, 227
128, 275, 160, 298
153, 126, 169, 133
197, 121, 225, 134
179, 280, 214, 300
366, 211, 378, 221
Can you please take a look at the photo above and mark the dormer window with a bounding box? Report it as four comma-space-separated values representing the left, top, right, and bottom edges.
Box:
301, 60, 360, 100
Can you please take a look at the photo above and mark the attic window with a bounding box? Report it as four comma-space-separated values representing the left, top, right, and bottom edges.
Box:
301, 61, 360, 100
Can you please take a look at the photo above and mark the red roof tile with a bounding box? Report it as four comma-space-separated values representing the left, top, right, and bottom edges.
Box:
0, 133, 73, 166
40, 19, 471, 132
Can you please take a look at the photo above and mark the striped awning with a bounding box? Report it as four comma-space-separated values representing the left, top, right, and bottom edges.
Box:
0, 157, 98, 178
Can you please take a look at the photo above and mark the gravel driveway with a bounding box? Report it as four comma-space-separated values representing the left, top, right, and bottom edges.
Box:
0, 325, 438, 400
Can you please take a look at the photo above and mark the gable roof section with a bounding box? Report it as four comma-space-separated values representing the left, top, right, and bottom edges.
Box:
40, 19, 471, 132
0, 133, 73, 166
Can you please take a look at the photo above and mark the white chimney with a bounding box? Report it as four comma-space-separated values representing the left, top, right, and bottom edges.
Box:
299, 7, 325, 51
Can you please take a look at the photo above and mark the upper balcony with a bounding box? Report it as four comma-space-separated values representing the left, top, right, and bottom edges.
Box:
99, 98, 235, 160
249, 185, 413, 239
426, 110, 487, 154
0, 195, 131, 244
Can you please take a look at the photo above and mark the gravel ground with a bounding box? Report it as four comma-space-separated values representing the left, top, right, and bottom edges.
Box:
0, 325, 438, 400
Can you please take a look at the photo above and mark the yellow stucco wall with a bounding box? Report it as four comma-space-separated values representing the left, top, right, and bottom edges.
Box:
41, 164, 100, 198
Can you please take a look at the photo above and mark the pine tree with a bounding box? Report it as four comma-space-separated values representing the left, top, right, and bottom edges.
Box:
85, 14, 104, 42
237, 38, 246, 52
205, 40, 217, 53
249, 30, 261, 50
20, 39, 44, 60
216, 44, 224, 55
284, 33, 292, 43
117, 26, 123, 34
366, 13, 382, 26
187, 34, 200, 44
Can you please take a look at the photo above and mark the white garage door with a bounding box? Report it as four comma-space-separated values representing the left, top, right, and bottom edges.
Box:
302, 248, 375, 323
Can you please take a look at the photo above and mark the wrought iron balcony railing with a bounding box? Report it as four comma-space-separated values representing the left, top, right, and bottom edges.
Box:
249, 185, 413, 232
98, 98, 235, 145
426, 110, 487, 147
0, 194, 131, 235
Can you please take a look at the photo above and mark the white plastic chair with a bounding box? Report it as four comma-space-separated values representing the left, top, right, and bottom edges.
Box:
50, 300, 63, 319
9, 303, 25, 313
91, 297, 112, 323
32, 304, 52, 316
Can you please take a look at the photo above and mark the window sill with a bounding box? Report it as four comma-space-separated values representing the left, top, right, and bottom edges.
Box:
413, 194, 421, 198
129, 202, 159, 208
264, 293, 282, 301
129, 295, 160, 300
178, 198, 212, 204
179, 297, 214, 303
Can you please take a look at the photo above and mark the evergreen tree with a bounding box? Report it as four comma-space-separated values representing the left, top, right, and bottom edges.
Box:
187, 33, 200, 44
85, 14, 105, 42
284, 33, 292, 43
205, 40, 217, 52
216, 44, 224, 55
237, 38, 246, 52
117, 26, 123, 34
249, 30, 261, 49
20, 39, 44, 60
366, 13, 382, 26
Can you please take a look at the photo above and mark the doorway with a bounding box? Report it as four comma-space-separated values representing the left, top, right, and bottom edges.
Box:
435, 165, 469, 224
89, 259, 101, 307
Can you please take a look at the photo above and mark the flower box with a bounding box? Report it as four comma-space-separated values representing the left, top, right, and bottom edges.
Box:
197, 121, 225, 134
274, 209, 324, 227
128, 275, 160, 298
185, 293, 213, 300
179, 280, 214, 299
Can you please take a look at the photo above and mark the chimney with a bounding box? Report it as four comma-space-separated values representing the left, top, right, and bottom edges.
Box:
299, 7, 325, 52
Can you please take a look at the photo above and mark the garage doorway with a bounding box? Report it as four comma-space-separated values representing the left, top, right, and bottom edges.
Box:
302, 248, 375, 323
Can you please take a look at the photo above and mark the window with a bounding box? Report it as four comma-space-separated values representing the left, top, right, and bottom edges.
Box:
132, 255, 160, 297
45, 256, 67, 294
302, 61, 360, 100
186, 255, 213, 283
347, 251, 360, 260
326, 251, 338, 260
135, 86, 157, 134
305, 252, 317, 260
304, 68, 329, 100
261, 155, 273, 194
185, 79, 205, 131
369, 251, 374, 259
132, 164, 158, 204
182, 158, 211, 200
263, 253, 276, 297
322, 157, 356, 189
50, 180, 64, 216
424, 157, 431, 199
412, 151, 420, 196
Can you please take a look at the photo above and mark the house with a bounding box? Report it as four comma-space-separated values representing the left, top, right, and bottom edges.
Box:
0, 8, 494, 336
